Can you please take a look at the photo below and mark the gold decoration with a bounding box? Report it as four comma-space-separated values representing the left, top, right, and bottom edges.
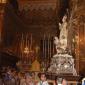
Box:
31, 59, 40, 72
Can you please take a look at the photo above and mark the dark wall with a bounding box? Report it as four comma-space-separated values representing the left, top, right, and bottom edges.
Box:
0, 52, 19, 67
3, 0, 70, 47
3, 2, 58, 47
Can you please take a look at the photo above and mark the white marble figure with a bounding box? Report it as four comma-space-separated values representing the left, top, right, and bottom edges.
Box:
48, 14, 77, 75
59, 15, 68, 50
54, 15, 68, 52
54, 37, 59, 48
54, 36, 62, 53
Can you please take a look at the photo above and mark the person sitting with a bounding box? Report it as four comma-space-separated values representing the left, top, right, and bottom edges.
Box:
55, 77, 67, 85
82, 78, 85, 85
19, 73, 25, 85
0, 73, 3, 85
37, 73, 49, 85
62, 79, 67, 85
4, 69, 16, 85
25, 73, 35, 85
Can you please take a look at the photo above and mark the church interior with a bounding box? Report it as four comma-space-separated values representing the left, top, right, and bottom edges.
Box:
0, 0, 85, 85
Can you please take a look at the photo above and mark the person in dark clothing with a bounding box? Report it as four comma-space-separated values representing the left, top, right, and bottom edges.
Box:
4, 69, 16, 85
0, 73, 3, 85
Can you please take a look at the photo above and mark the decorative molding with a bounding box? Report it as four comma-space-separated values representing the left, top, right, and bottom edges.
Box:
20, 3, 56, 11
18, 0, 59, 11
25, 24, 57, 28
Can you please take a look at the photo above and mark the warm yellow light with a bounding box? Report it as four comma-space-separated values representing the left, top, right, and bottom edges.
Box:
0, 0, 6, 3
24, 47, 29, 54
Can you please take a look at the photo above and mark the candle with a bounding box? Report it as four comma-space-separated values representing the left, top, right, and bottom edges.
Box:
26, 34, 28, 63
21, 34, 24, 61
48, 35, 51, 62
50, 38, 51, 58
44, 35, 46, 59
48, 36, 49, 60
27, 38, 29, 63
30, 34, 32, 51
43, 34, 45, 59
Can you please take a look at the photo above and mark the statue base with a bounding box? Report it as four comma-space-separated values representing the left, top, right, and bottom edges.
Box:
48, 53, 77, 76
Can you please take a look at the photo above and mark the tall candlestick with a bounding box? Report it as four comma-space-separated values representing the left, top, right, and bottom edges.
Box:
27, 38, 29, 63
43, 34, 45, 59
21, 34, 24, 61
45, 35, 46, 59
26, 34, 28, 48
30, 34, 32, 51
50, 38, 51, 59
48, 35, 50, 62
26, 34, 28, 62
48, 36, 49, 60
53, 42, 55, 55
23, 35, 25, 62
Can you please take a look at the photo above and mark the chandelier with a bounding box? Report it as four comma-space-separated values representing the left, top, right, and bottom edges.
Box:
24, 46, 34, 54
20, 33, 34, 62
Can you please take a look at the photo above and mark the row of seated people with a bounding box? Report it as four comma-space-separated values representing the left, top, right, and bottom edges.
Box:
0, 66, 83, 85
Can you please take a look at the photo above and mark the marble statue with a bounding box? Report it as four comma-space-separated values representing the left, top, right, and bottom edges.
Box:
48, 14, 77, 75
59, 15, 68, 50
54, 15, 68, 53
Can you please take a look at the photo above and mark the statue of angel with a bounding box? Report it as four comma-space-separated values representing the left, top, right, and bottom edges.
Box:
54, 36, 59, 51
